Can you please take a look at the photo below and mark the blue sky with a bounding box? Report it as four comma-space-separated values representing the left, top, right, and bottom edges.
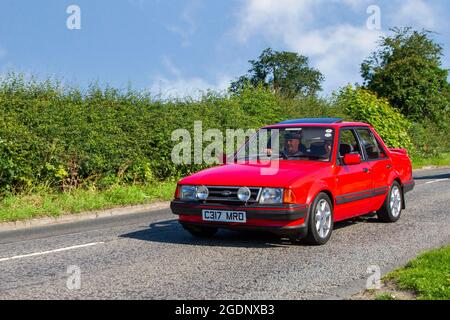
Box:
0, 0, 449, 97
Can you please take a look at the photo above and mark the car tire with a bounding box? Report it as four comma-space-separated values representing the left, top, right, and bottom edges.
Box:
304, 192, 334, 245
377, 181, 403, 223
183, 225, 218, 238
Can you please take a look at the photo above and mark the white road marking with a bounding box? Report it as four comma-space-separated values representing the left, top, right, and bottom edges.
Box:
0, 242, 104, 262
425, 178, 450, 185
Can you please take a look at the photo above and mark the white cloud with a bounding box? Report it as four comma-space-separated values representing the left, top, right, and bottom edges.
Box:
237, 0, 372, 42
162, 55, 182, 78
390, 0, 438, 30
235, 0, 382, 93
333, 0, 370, 10
167, 0, 202, 47
150, 76, 231, 99
237, 0, 316, 43
150, 56, 231, 99
293, 25, 383, 92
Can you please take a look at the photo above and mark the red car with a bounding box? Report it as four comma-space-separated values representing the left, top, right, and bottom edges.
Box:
171, 118, 415, 245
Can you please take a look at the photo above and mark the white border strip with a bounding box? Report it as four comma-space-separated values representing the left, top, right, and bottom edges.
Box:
425, 178, 449, 185
0, 242, 104, 262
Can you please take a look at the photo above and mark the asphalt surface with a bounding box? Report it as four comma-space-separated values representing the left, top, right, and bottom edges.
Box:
0, 168, 449, 299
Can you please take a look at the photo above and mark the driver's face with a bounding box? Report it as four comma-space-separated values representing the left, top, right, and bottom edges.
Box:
286, 139, 300, 154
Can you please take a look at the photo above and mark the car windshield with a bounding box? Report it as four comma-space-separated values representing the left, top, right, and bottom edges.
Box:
235, 127, 335, 162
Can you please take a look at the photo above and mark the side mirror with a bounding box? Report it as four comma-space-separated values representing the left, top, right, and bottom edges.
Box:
343, 153, 361, 165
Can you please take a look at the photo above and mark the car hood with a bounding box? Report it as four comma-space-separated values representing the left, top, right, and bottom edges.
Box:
179, 161, 328, 187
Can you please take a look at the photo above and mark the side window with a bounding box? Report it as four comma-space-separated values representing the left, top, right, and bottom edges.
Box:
339, 129, 363, 158
356, 129, 382, 160
376, 139, 387, 159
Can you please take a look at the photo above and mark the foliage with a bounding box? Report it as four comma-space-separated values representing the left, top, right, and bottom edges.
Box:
230, 48, 324, 98
335, 85, 413, 150
385, 245, 450, 300
0, 74, 340, 194
0, 181, 176, 222
375, 293, 396, 300
408, 121, 450, 158
361, 28, 450, 124
411, 152, 450, 169
0, 69, 447, 196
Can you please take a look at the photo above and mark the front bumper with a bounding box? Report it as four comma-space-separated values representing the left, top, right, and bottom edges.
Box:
170, 200, 309, 237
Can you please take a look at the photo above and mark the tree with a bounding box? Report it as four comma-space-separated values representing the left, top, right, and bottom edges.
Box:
361, 27, 450, 123
230, 48, 324, 98
335, 85, 413, 150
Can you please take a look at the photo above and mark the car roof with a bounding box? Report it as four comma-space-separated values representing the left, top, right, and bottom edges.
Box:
264, 118, 371, 129
278, 118, 344, 124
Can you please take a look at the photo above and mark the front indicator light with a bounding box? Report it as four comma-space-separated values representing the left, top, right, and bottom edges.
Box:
283, 189, 296, 204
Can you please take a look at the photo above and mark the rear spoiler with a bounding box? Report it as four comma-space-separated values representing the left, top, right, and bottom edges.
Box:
389, 148, 408, 155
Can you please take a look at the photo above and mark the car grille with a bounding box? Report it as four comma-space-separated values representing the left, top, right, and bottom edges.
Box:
205, 186, 262, 203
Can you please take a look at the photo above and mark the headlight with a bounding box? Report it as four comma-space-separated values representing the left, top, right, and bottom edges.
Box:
196, 186, 209, 201
259, 188, 283, 204
237, 187, 252, 202
180, 185, 197, 200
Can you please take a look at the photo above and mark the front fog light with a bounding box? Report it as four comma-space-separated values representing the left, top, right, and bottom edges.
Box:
196, 186, 209, 200
237, 187, 251, 202
260, 188, 283, 204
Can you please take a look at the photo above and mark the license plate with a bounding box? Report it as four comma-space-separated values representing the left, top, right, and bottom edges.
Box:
202, 210, 247, 223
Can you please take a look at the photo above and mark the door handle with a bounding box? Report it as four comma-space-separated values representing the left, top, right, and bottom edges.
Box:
386, 164, 392, 170
363, 168, 370, 173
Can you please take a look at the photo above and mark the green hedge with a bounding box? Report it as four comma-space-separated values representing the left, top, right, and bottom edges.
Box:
0, 75, 447, 195
335, 86, 414, 150
0, 76, 344, 193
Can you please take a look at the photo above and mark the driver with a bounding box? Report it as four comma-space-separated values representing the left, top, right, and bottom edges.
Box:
264, 132, 306, 158
284, 132, 306, 157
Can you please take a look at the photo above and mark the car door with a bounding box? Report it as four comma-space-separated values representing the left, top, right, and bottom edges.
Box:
334, 128, 374, 220
355, 128, 392, 211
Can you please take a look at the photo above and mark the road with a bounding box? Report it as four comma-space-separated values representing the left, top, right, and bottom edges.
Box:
0, 168, 449, 299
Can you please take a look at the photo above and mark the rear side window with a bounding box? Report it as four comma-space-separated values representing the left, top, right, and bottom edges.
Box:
339, 129, 363, 158
356, 129, 385, 160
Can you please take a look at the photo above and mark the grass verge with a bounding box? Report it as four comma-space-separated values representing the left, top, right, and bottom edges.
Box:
375, 293, 396, 300
354, 245, 450, 300
0, 181, 177, 222
412, 152, 450, 169
384, 245, 450, 300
